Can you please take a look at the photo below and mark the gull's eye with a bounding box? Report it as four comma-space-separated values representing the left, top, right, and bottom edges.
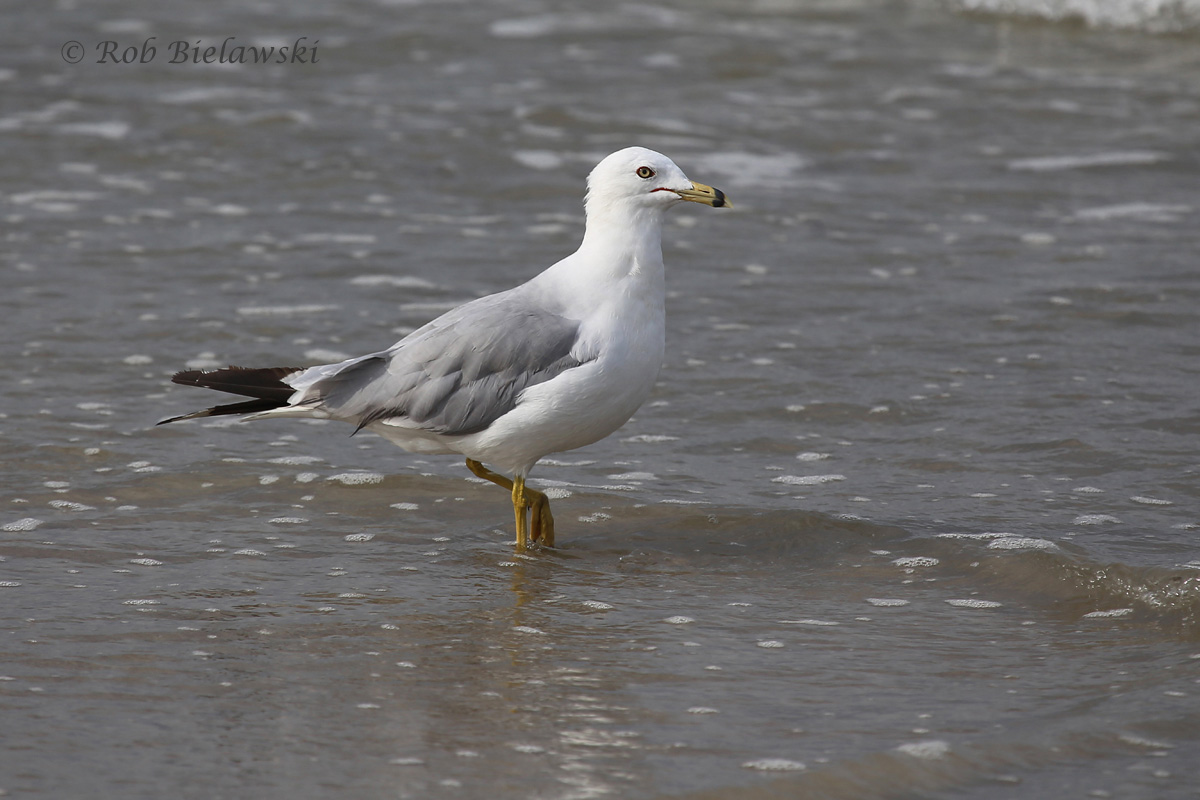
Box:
636, 166, 656, 179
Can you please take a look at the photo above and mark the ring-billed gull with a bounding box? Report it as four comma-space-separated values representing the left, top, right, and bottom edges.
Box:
159, 147, 731, 548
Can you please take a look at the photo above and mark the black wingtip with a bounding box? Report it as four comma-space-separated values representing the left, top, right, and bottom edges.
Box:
169, 365, 303, 394
157, 397, 292, 425
159, 367, 305, 425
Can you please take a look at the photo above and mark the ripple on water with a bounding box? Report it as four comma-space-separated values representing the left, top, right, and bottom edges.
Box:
327, 472, 385, 485
945, 599, 1002, 609
1073, 514, 1121, 525
772, 474, 847, 486
987, 537, 1058, 551
49, 500, 94, 512
1006, 151, 1169, 171
2, 518, 43, 532
741, 758, 806, 771
896, 739, 951, 759
893, 556, 939, 568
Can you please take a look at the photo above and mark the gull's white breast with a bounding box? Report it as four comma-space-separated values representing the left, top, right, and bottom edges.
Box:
446, 261, 665, 475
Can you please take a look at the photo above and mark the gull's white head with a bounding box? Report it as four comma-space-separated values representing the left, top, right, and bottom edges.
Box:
584, 147, 730, 219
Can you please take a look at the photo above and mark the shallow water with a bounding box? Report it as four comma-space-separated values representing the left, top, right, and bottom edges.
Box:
3, 1, 1199, 798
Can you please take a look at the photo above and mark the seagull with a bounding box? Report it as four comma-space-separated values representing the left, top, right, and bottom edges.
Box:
158, 147, 731, 548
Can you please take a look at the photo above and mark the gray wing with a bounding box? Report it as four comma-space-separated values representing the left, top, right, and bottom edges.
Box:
298, 291, 589, 436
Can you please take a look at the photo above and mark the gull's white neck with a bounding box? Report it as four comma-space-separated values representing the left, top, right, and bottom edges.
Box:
576, 201, 666, 281
529, 198, 669, 320
583, 209, 667, 268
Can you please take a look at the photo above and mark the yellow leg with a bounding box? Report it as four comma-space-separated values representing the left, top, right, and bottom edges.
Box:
512, 476, 530, 550
465, 458, 555, 548
466, 458, 512, 490
529, 489, 555, 547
